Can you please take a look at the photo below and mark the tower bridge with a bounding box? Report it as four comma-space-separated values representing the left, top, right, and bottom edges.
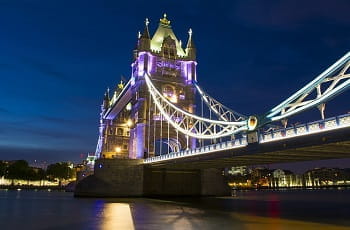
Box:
75, 15, 350, 197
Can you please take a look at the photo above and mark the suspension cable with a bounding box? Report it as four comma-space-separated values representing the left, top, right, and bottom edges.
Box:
147, 92, 151, 158
153, 100, 157, 156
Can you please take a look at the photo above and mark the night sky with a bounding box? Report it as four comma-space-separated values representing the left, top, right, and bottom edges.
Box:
0, 0, 349, 172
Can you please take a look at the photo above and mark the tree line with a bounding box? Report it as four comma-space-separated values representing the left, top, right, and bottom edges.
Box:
0, 160, 74, 183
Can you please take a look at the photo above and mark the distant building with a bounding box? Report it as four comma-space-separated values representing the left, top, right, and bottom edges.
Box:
303, 167, 350, 186
226, 166, 251, 176
75, 154, 96, 182
270, 169, 303, 188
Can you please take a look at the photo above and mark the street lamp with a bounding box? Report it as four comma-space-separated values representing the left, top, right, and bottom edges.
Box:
126, 119, 133, 127
115, 146, 121, 153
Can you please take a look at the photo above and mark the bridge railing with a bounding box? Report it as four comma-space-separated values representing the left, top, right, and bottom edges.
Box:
144, 137, 247, 164
260, 113, 350, 143
144, 113, 350, 164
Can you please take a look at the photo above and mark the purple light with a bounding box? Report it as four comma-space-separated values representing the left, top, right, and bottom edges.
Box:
98, 164, 103, 168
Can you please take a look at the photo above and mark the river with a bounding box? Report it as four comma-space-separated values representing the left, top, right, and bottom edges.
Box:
0, 188, 349, 229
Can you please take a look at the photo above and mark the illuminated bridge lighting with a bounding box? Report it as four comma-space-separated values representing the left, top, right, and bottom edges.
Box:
260, 113, 350, 143
144, 113, 350, 164
144, 138, 247, 164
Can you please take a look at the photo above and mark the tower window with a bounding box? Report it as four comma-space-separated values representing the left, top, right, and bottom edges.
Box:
162, 85, 177, 103
117, 128, 123, 136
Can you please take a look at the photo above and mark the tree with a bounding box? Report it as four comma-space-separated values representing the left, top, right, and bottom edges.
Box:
46, 162, 74, 185
7, 160, 31, 184
0, 161, 7, 177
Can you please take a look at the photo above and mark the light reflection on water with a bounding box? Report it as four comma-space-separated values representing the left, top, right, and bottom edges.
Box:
0, 189, 350, 230
100, 203, 134, 230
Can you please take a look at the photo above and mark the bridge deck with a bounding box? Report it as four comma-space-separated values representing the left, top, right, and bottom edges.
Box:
146, 126, 350, 169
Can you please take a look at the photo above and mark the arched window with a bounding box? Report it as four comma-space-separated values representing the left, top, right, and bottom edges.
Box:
162, 85, 177, 103
163, 85, 174, 97
117, 128, 123, 136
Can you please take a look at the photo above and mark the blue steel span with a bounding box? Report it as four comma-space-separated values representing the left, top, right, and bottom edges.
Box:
97, 51, 350, 167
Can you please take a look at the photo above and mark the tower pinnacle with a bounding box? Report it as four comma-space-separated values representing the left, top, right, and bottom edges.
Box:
138, 17, 151, 50
186, 28, 196, 59
160, 13, 171, 26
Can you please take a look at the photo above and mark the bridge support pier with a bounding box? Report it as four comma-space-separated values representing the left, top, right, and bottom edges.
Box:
200, 168, 231, 196
75, 159, 230, 197
74, 158, 144, 197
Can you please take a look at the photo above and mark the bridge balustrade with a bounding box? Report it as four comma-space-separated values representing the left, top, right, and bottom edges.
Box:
339, 114, 350, 126
324, 118, 337, 129
308, 122, 321, 133
144, 137, 247, 163
144, 114, 350, 163
285, 127, 296, 137
296, 125, 307, 135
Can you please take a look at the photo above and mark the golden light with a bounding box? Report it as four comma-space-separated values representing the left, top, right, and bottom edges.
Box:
126, 119, 133, 127
101, 203, 135, 230
115, 147, 121, 153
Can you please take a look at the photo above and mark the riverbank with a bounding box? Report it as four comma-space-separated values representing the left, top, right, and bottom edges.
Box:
232, 184, 350, 190
0, 185, 67, 191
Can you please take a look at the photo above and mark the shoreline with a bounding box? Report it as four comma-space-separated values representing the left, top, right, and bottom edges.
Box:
230, 184, 350, 191
0, 185, 67, 191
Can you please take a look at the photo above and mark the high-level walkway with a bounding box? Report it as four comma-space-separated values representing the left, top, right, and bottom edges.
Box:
145, 114, 350, 169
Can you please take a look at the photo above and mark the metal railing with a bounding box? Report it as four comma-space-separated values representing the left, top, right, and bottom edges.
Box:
144, 113, 350, 164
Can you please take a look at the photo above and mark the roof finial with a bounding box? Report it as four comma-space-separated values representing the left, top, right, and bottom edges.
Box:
118, 80, 125, 89
186, 27, 196, 59
160, 13, 171, 25
140, 17, 150, 40
188, 28, 192, 36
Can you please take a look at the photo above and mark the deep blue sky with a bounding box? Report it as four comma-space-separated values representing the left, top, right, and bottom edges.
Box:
0, 0, 349, 171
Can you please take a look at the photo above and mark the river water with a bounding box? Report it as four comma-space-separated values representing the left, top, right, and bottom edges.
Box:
0, 188, 349, 230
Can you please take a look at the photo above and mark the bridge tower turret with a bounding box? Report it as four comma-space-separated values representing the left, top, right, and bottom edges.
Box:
95, 14, 198, 160
128, 14, 198, 159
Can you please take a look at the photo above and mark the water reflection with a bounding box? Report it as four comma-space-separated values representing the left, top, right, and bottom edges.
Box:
0, 190, 349, 229
100, 203, 135, 230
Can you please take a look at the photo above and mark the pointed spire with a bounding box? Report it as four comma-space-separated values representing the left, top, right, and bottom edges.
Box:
138, 17, 151, 51
186, 28, 195, 49
102, 88, 110, 109
140, 18, 150, 39
106, 87, 110, 100
186, 28, 196, 60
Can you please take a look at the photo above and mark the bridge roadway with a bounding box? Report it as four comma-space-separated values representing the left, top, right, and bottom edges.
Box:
144, 114, 350, 169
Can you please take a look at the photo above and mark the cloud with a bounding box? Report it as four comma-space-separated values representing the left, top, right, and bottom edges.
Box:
39, 115, 75, 124
0, 107, 9, 114
0, 63, 13, 69
21, 56, 68, 81
0, 117, 89, 143
0, 145, 83, 164
230, 0, 350, 29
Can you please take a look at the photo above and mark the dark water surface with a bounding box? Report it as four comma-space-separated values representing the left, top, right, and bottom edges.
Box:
0, 189, 350, 230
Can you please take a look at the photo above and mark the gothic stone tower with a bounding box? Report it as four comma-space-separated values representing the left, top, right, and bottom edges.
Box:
96, 14, 197, 159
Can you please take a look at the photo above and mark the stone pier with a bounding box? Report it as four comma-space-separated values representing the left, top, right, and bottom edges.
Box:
74, 159, 230, 197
